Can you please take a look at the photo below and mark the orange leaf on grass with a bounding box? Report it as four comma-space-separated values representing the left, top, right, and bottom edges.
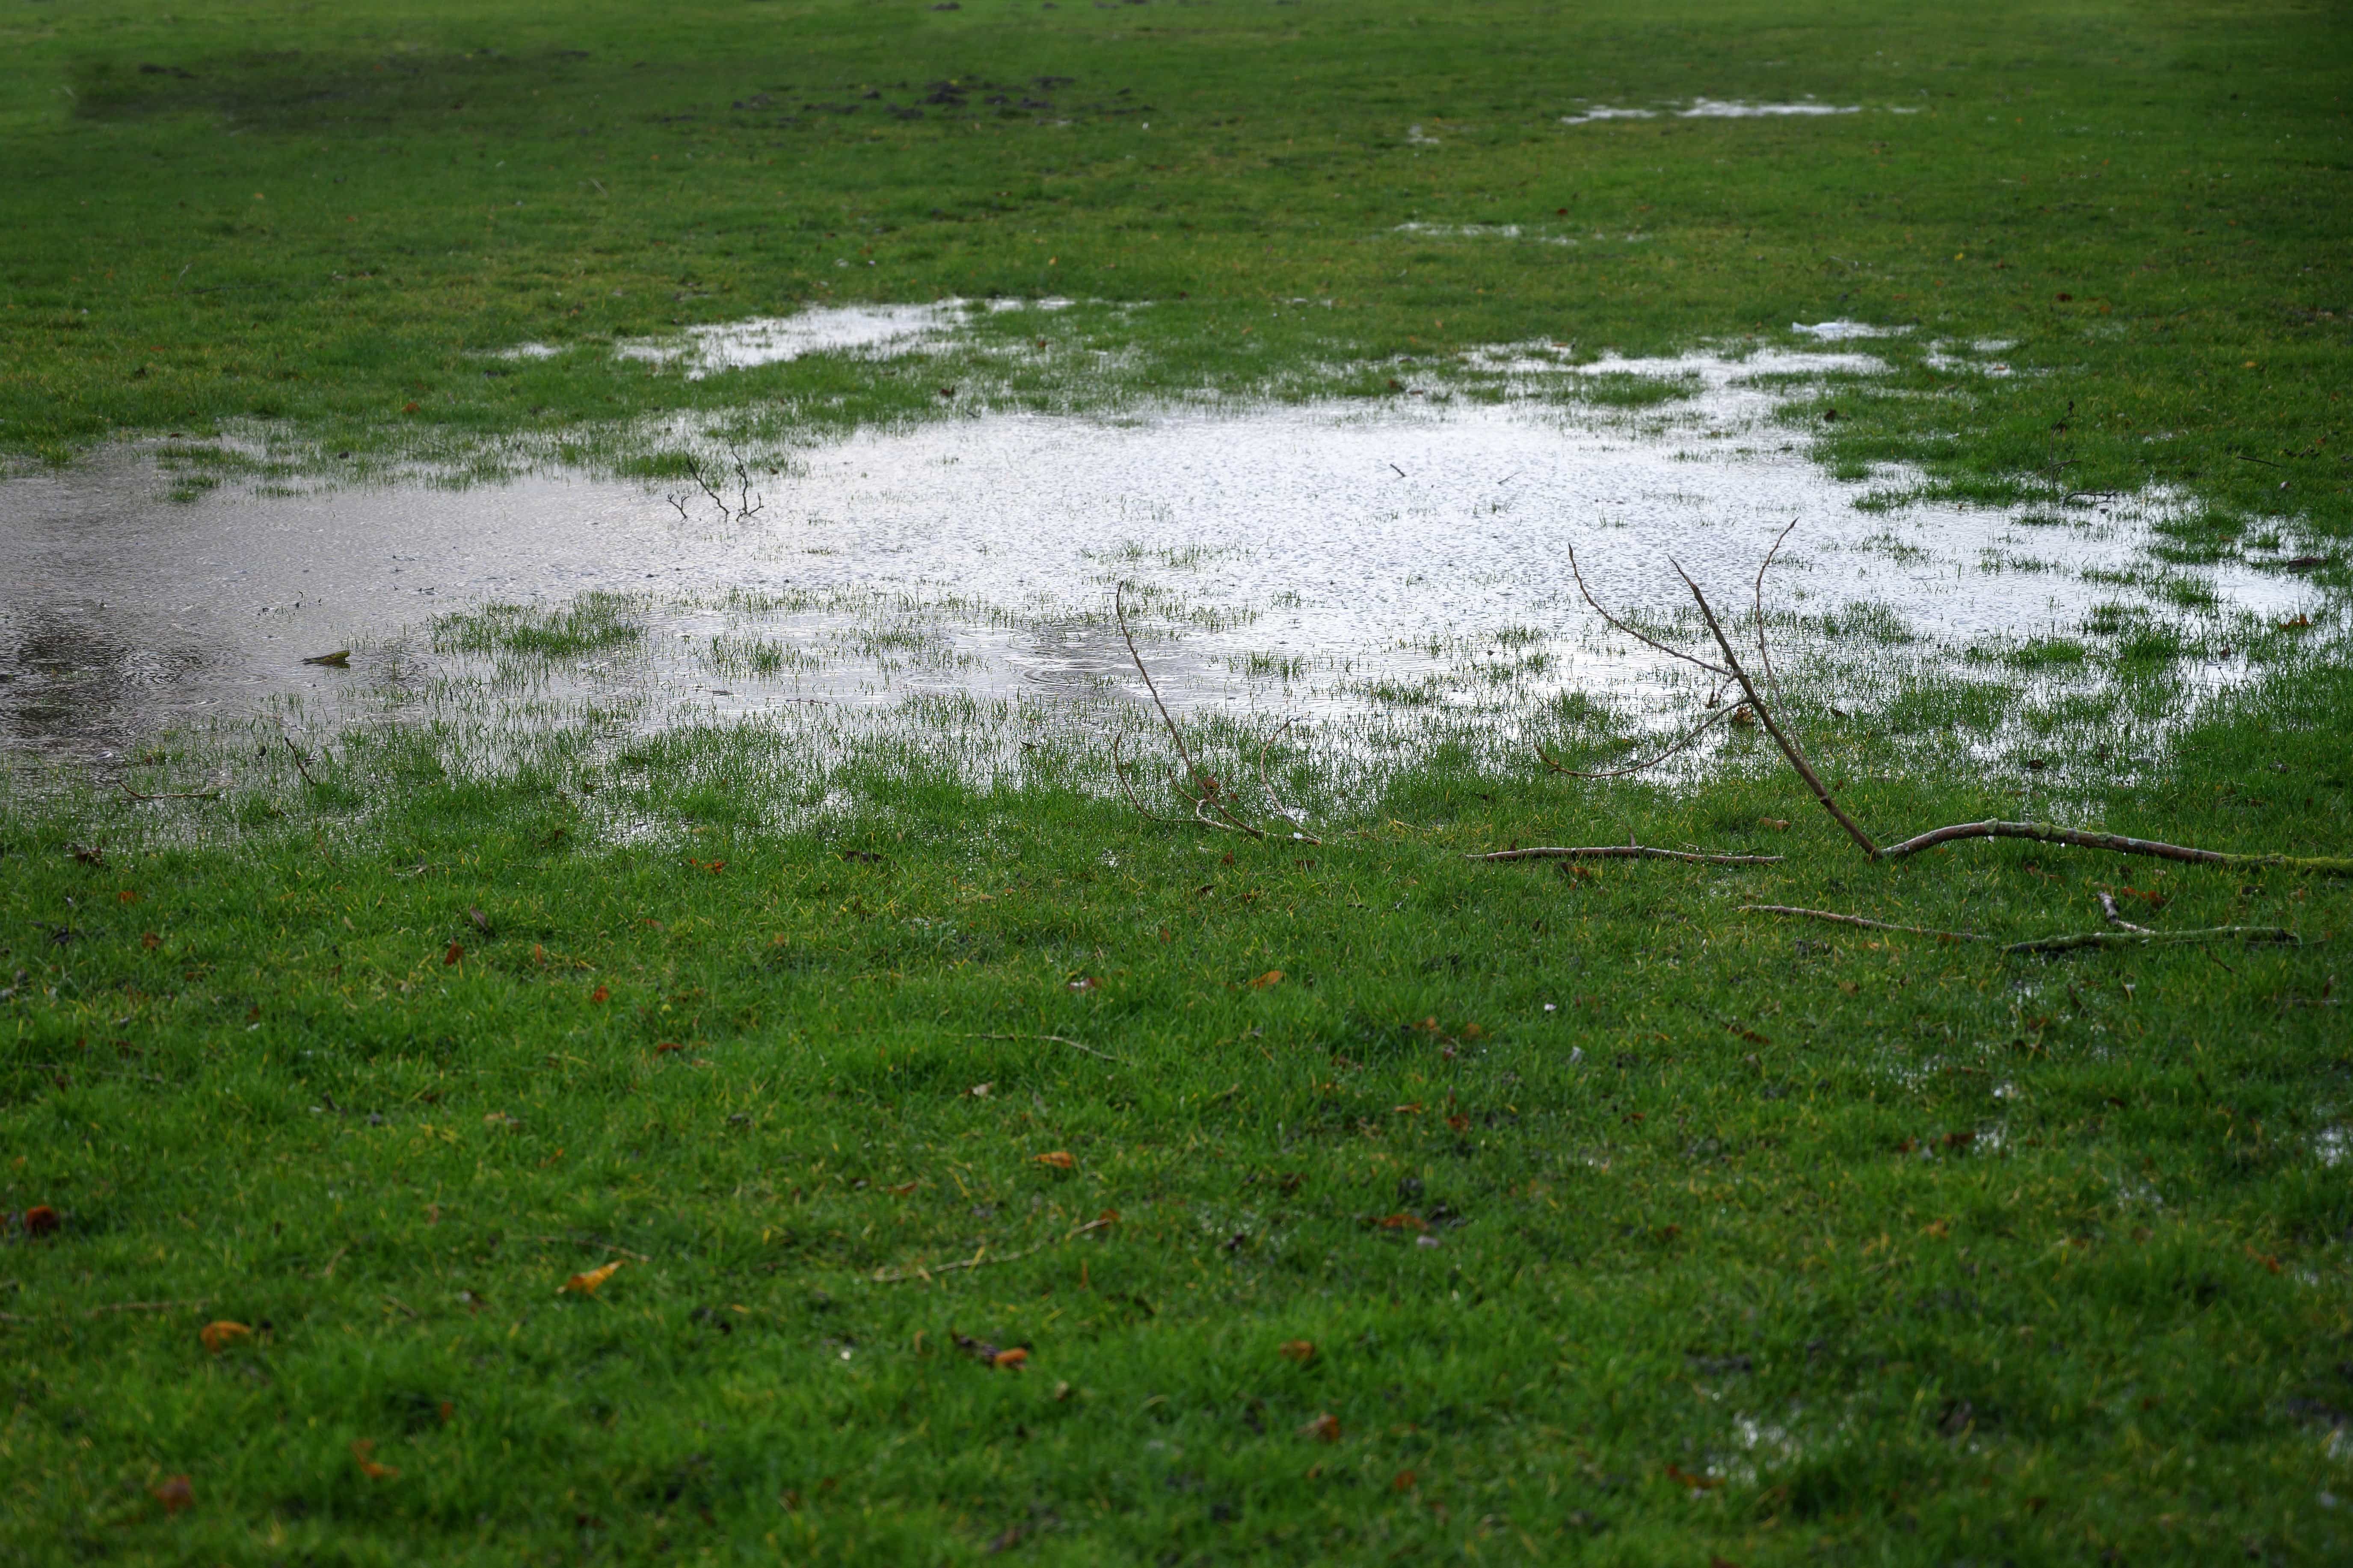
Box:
654, 1041, 684, 1055
1375, 1213, 1428, 1232
350, 1439, 400, 1479
991, 1347, 1029, 1370
1278, 1340, 1316, 1363
1249, 970, 1284, 989
443, 942, 463, 966
1665, 1463, 1723, 1491
1298, 1412, 1341, 1442
23, 1205, 60, 1237
560, 1261, 623, 1296
199, 1321, 252, 1354
1034, 1151, 1076, 1170
885, 1181, 919, 1196
590, 985, 610, 1003
150, 1475, 194, 1514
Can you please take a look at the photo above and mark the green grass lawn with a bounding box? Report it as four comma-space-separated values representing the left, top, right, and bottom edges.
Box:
6, 0, 2353, 1562
5, 669, 2353, 1564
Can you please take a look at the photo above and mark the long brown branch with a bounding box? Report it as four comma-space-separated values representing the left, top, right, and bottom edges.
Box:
1877, 820, 2353, 872
870, 1212, 1119, 1285
1739, 905, 1987, 943
1673, 559, 1882, 858
1470, 845, 1784, 866
1110, 733, 1183, 827
2005, 926, 2301, 956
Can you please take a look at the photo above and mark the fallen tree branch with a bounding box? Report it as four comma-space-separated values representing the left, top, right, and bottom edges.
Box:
1470, 844, 1783, 866
1875, 820, 2353, 873
1675, 560, 1882, 858
2005, 926, 2302, 957
1110, 733, 1183, 827
1753, 517, 1799, 706
2096, 891, 2151, 933
870, 1212, 1119, 1284
1739, 904, 1988, 943
1112, 585, 1286, 840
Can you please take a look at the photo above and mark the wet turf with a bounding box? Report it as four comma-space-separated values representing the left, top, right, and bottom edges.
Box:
4, 2, 2353, 1564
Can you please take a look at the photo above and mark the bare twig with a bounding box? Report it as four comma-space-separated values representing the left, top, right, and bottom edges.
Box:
871, 1212, 1119, 1284
1752, 518, 1799, 704
1110, 733, 1183, 827
1113, 585, 1268, 838
1470, 845, 1783, 866
1875, 820, 2353, 872
1540, 703, 1735, 780
1568, 542, 1728, 678
525, 1236, 652, 1262
1674, 560, 1882, 857
2005, 926, 2302, 956
1739, 905, 1988, 943
2096, 891, 2151, 933
1256, 719, 1322, 843
1115, 585, 1207, 793
281, 735, 320, 788
966, 1032, 1126, 1065
682, 456, 733, 524
119, 784, 220, 802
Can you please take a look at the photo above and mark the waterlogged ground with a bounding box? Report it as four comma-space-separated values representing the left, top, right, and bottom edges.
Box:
0, 320, 2331, 780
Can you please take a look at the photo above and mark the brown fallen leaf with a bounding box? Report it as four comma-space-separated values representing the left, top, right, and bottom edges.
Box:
443, 942, 463, 966
350, 1439, 400, 1479
1375, 1213, 1429, 1232
1278, 1339, 1316, 1363
590, 985, 610, 1003
1760, 817, 1791, 831
1034, 1151, 1076, 1170
1392, 1469, 1416, 1492
468, 906, 490, 933
885, 1181, 919, 1196
992, 1347, 1029, 1370
150, 1474, 194, 1515
1665, 1463, 1723, 1491
654, 1041, 685, 1055
24, 1205, 60, 1237
560, 1260, 623, 1296
199, 1321, 252, 1354
1249, 970, 1284, 989
1298, 1412, 1341, 1442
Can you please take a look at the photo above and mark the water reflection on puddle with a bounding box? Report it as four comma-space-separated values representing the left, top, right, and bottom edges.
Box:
0, 349, 2321, 774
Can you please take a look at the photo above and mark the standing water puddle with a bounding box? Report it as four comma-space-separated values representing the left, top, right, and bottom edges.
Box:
0, 345, 2320, 772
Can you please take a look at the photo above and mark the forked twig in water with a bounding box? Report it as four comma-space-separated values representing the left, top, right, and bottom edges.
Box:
1111, 585, 1280, 841
1564, 534, 2353, 873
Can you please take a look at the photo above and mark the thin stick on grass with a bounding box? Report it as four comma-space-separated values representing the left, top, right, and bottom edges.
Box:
119, 785, 221, 802
2096, 891, 2151, 933
1739, 905, 1988, 943
2004, 926, 2302, 956
1470, 845, 1783, 866
966, 1032, 1126, 1065
1873, 820, 2353, 872
1113, 585, 1266, 839
870, 1211, 1119, 1285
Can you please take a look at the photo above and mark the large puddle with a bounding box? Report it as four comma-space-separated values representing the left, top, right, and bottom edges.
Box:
0, 337, 2325, 780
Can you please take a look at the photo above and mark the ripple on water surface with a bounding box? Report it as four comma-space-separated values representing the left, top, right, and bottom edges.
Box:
0, 351, 2320, 769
